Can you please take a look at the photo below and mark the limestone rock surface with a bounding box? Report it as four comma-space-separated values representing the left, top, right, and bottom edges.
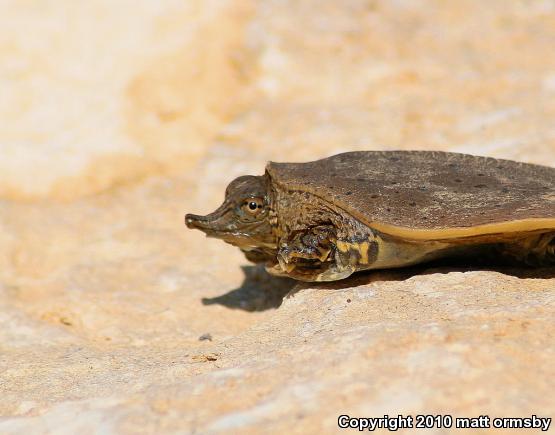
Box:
0, 0, 554, 433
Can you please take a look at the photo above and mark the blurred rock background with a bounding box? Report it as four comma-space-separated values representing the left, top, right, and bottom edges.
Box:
0, 0, 554, 433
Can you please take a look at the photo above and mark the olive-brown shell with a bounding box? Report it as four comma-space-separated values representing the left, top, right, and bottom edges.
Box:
266, 151, 555, 240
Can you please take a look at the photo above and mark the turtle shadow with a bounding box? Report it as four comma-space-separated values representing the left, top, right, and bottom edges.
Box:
201, 265, 297, 312
307, 257, 555, 291
203, 260, 554, 311
202, 264, 425, 310
417, 256, 555, 280
303, 267, 423, 291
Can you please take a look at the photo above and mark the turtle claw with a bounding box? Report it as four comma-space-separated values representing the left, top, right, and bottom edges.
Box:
268, 254, 355, 282
276, 252, 297, 272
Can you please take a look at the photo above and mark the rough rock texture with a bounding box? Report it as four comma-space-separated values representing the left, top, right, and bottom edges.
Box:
0, 0, 554, 433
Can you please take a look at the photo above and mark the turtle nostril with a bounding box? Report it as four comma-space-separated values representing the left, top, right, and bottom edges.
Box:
185, 214, 203, 229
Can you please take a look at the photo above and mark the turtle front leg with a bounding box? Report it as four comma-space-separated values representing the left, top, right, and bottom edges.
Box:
268, 226, 356, 282
277, 226, 334, 265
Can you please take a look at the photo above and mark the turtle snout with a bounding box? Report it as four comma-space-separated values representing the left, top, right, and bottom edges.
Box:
185, 205, 236, 236
185, 213, 207, 230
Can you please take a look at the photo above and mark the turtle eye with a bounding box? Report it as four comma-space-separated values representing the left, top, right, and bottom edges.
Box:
241, 197, 264, 217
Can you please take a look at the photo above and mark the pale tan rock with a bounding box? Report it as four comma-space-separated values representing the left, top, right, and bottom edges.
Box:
0, 0, 254, 200
0, 0, 554, 434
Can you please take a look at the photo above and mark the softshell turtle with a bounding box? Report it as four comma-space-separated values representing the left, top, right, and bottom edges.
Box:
185, 151, 555, 282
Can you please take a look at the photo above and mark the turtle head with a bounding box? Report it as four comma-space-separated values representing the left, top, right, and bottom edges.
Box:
185, 175, 276, 250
